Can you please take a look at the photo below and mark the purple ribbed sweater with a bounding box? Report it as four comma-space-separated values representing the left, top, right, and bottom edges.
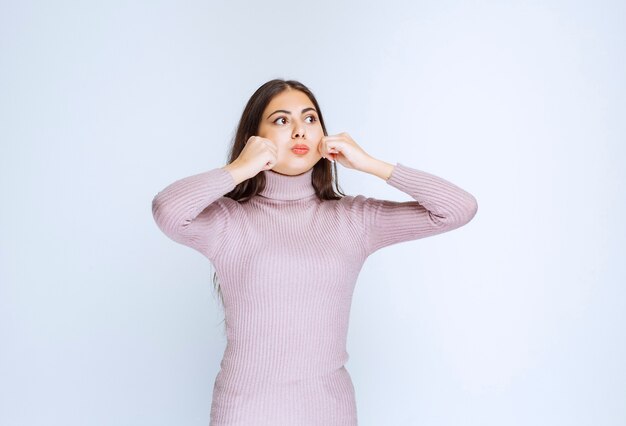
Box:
151, 162, 477, 425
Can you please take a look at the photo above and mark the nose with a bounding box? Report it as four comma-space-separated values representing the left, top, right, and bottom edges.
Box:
292, 123, 305, 139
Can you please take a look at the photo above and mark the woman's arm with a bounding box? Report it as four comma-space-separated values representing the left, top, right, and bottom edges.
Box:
151, 167, 238, 259
346, 158, 478, 256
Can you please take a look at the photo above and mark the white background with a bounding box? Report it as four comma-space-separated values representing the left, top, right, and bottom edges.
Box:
1, 1, 624, 425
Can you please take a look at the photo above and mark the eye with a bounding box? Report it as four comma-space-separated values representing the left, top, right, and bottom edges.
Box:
273, 116, 287, 125
305, 115, 317, 123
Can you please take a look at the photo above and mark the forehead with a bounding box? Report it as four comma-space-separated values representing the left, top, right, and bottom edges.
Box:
265, 89, 314, 111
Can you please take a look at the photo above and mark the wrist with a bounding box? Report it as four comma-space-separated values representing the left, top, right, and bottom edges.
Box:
223, 161, 255, 185
363, 157, 395, 181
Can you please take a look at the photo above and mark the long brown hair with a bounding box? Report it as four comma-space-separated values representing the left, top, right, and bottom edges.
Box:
212, 79, 346, 330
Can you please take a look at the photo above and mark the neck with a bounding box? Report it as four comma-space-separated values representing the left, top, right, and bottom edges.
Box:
257, 168, 316, 201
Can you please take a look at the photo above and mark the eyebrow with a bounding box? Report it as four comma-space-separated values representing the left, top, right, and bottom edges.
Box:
267, 107, 317, 119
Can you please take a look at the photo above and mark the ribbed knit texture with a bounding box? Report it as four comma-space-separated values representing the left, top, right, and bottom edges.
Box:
151, 163, 478, 425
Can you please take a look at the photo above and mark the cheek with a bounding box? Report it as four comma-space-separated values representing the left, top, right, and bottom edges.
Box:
261, 126, 286, 138
258, 123, 279, 137
311, 127, 324, 142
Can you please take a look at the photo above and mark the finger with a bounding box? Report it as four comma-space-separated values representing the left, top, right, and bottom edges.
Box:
324, 141, 333, 157
264, 139, 277, 153
321, 139, 332, 159
326, 146, 338, 162
326, 142, 340, 154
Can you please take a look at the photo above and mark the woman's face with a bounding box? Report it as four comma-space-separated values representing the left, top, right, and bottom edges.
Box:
257, 89, 324, 175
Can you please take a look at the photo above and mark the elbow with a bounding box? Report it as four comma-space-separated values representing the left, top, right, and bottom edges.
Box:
151, 192, 163, 223
151, 193, 158, 216
465, 194, 478, 223
151, 192, 177, 235
455, 194, 478, 227
438, 194, 478, 229
151, 191, 194, 242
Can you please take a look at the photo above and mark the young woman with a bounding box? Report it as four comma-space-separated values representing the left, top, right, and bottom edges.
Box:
151, 79, 478, 425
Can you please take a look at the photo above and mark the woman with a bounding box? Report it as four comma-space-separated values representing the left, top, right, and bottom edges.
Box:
151, 79, 478, 425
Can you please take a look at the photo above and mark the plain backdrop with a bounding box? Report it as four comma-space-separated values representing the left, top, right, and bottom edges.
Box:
1, 1, 624, 425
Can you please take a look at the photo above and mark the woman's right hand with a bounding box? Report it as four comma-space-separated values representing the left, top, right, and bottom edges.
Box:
240, 136, 278, 172
223, 136, 278, 184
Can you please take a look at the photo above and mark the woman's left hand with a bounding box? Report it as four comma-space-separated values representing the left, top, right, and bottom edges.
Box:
317, 132, 373, 172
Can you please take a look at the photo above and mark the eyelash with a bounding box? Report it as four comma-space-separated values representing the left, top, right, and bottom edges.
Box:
273, 115, 317, 125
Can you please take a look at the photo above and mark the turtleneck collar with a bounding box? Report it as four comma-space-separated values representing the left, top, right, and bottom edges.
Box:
257, 167, 316, 201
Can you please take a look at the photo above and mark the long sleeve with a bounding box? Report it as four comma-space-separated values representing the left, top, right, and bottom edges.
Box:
151, 167, 237, 259
344, 162, 478, 256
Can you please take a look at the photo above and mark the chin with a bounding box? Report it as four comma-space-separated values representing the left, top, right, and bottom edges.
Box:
273, 162, 316, 176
